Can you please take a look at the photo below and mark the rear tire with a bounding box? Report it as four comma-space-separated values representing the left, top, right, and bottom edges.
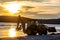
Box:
25, 25, 37, 35
27, 32, 36, 35
39, 32, 42, 35
26, 29, 36, 35
42, 30, 47, 35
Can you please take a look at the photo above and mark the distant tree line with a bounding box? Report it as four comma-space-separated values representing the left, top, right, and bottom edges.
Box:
0, 16, 60, 24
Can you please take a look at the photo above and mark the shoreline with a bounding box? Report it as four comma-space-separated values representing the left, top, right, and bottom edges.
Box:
0, 34, 60, 40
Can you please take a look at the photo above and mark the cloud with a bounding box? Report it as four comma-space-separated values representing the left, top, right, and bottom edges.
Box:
19, 12, 59, 19
1, 1, 60, 6
0, 5, 10, 16
0, 0, 45, 2
0, 0, 60, 3
0, 1, 60, 19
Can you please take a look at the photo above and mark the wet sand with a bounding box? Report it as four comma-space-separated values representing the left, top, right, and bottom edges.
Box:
0, 28, 26, 38
0, 34, 60, 40
0, 27, 60, 40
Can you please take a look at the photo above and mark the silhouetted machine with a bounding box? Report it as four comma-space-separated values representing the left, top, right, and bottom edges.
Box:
16, 15, 56, 35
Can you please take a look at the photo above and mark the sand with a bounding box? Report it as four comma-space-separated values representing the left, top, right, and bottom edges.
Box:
0, 34, 60, 40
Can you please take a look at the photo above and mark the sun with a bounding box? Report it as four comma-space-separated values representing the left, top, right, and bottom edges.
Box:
4, 2, 22, 14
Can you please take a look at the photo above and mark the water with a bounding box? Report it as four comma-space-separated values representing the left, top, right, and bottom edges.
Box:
45, 24, 60, 33
0, 22, 60, 38
0, 22, 26, 38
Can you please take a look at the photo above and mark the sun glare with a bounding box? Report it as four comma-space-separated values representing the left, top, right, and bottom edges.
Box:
4, 2, 22, 14
9, 27, 16, 37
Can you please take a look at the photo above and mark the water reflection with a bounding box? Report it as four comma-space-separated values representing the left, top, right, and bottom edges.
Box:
0, 25, 26, 38
0, 23, 60, 38
9, 27, 16, 37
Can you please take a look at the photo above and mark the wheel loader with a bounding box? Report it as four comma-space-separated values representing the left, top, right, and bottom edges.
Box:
16, 15, 56, 35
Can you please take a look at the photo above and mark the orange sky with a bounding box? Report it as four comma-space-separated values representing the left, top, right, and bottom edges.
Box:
0, 1, 60, 19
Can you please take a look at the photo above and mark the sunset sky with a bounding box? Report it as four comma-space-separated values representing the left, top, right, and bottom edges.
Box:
0, 0, 60, 19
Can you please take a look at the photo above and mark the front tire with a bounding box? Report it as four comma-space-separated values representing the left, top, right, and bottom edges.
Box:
39, 32, 42, 35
